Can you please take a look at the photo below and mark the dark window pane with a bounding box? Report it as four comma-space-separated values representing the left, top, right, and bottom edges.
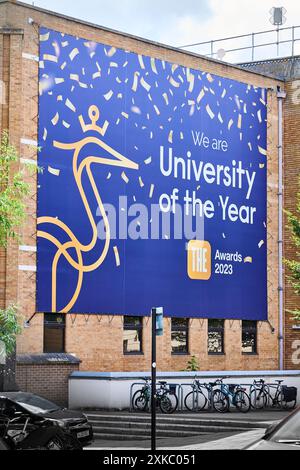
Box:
124, 316, 142, 327
208, 319, 224, 354
242, 320, 256, 328
44, 328, 64, 353
172, 318, 188, 329
242, 321, 257, 354
44, 314, 65, 325
44, 314, 65, 353
123, 316, 143, 354
209, 319, 224, 329
171, 318, 188, 354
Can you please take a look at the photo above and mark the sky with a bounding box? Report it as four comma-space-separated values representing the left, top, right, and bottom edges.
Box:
21, 0, 300, 62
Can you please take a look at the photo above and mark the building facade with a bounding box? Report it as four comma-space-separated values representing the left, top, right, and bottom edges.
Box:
0, 0, 299, 393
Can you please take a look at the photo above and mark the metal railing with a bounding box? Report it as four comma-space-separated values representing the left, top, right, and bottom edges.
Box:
179, 25, 300, 63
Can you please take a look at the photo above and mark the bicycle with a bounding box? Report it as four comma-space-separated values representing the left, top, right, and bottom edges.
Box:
132, 378, 178, 414
132, 378, 151, 412
251, 379, 296, 410
213, 379, 251, 413
184, 378, 232, 412
250, 379, 269, 409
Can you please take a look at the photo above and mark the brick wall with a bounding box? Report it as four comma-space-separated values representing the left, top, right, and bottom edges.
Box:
64, 315, 280, 372
0, 1, 286, 373
16, 362, 80, 406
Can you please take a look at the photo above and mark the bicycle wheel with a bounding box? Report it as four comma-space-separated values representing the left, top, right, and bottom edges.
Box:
234, 390, 251, 413
159, 392, 178, 414
212, 390, 229, 413
132, 390, 149, 411
184, 390, 207, 412
250, 388, 268, 409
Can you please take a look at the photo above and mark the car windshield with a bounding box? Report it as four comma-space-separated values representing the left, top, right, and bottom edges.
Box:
12, 394, 61, 414
269, 409, 300, 444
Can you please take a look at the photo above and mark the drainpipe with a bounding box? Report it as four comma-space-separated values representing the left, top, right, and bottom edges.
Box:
277, 87, 286, 371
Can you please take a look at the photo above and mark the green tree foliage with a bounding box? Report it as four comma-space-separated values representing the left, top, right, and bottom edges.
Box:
285, 183, 300, 321
0, 305, 22, 356
0, 131, 29, 246
184, 355, 199, 372
0, 131, 30, 359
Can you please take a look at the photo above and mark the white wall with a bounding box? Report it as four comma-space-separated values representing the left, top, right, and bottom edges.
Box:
69, 371, 300, 409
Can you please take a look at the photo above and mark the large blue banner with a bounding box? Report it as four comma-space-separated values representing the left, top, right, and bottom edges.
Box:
37, 27, 267, 320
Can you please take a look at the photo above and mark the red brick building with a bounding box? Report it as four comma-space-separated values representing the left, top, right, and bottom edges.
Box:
0, 1, 299, 398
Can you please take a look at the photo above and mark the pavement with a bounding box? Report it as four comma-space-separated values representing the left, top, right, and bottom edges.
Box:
88, 430, 265, 450
89, 431, 242, 450
86, 409, 292, 451
163, 429, 266, 450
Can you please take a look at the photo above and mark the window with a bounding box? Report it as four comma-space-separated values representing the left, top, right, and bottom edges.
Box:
171, 318, 189, 355
123, 316, 143, 355
242, 321, 257, 354
44, 314, 65, 353
208, 319, 224, 354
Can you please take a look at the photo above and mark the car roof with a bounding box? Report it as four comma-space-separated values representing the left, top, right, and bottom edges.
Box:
0, 392, 31, 399
267, 406, 300, 438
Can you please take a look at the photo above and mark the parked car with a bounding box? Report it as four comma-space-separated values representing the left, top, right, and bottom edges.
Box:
245, 406, 300, 450
0, 392, 93, 448
0, 408, 82, 450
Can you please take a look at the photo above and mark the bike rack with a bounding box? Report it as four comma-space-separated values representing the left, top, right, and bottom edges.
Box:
168, 383, 183, 411
181, 382, 296, 410
131, 380, 296, 412
179, 383, 213, 411
180, 383, 195, 411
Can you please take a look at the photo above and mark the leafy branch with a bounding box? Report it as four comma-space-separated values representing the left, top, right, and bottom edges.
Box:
0, 130, 38, 364
184, 355, 199, 372
0, 131, 30, 247
0, 305, 22, 356
285, 180, 300, 321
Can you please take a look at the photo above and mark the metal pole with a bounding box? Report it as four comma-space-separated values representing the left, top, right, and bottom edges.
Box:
151, 308, 157, 452
277, 88, 286, 370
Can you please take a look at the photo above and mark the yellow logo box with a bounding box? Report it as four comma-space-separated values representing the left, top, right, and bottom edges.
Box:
187, 240, 211, 280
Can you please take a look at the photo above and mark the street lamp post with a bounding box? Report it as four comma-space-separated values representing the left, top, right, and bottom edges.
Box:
151, 307, 157, 452
151, 307, 163, 453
